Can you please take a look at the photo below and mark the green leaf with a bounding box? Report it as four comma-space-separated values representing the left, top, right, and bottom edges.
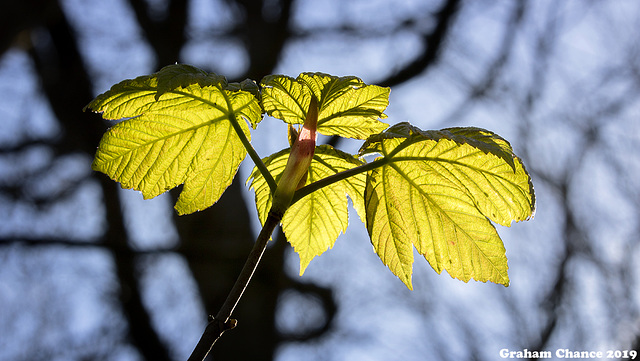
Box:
360, 122, 535, 289
261, 72, 390, 139
85, 64, 262, 215
248, 145, 366, 274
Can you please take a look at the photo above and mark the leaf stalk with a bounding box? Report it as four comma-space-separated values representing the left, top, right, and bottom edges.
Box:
235, 116, 278, 193
291, 156, 389, 205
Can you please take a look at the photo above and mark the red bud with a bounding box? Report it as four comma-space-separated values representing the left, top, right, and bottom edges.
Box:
271, 96, 319, 216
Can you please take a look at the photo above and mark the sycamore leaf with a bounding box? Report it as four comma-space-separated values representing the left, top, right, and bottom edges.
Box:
85, 64, 262, 215
248, 145, 366, 274
261, 73, 389, 139
360, 122, 535, 289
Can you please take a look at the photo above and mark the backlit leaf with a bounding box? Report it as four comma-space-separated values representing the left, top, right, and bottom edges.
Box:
360, 122, 535, 289
85, 64, 262, 215
261, 73, 389, 139
248, 145, 366, 273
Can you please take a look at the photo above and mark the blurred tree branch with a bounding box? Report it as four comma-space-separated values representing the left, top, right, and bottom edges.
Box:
128, 0, 189, 68
4, 0, 174, 359
378, 0, 461, 87
3, 1, 639, 360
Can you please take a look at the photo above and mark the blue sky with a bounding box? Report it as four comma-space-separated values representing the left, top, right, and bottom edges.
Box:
1, 1, 640, 360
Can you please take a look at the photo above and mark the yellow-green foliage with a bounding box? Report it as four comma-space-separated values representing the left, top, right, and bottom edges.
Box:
87, 64, 535, 288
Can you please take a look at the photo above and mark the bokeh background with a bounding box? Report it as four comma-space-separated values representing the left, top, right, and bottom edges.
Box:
1, 0, 640, 360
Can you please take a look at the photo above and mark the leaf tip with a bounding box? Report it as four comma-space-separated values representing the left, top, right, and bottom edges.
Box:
298, 256, 313, 276
298, 264, 308, 277
403, 279, 414, 291
397, 271, 414, 290
174, 203, 197, 216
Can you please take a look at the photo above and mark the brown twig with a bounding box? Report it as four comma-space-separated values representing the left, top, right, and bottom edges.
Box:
186, 210, 282, 361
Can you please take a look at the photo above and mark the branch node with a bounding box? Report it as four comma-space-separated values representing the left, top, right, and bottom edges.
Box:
225, 319, 238, 331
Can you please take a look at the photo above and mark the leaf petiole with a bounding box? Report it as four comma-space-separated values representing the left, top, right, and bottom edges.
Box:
179, 85, 278, 194
220, 95, 277, 193
234, 115, 277, 194
291, 156, 389, 205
